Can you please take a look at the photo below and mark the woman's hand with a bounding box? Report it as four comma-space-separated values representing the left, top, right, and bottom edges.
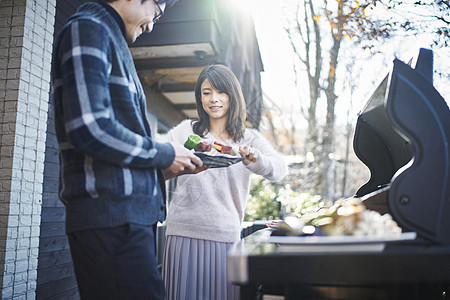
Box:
239, 145, 258, 165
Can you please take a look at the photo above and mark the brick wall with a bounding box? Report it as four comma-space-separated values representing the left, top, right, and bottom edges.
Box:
37, 2, 87, 298
0, 0, 56, 298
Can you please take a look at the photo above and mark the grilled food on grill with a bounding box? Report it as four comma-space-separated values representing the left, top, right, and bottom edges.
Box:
275, 198, 402, 238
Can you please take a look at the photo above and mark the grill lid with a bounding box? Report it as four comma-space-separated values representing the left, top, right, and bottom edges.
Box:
353, 48, 450, 245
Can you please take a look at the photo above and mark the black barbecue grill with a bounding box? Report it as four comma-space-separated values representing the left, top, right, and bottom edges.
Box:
354, 48, 450, 245
228, 48, 450, 299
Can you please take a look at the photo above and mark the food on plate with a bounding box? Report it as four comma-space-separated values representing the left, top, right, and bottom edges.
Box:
212, 141, 233, 155
184, 134, 240, 156
195, 140, 212, 152
184, 134, 201, 150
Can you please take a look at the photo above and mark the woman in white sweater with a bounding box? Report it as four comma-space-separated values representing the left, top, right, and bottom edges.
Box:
161, 64, 287, 300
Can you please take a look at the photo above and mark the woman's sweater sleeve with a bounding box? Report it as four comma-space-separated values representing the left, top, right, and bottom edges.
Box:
244, 129, 288, 182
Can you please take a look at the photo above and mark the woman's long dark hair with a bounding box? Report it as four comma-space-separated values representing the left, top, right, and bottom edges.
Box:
192, 64, 247, 142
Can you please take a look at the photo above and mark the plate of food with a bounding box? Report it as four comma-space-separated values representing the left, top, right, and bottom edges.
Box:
184, 134, 244, 168
194, 152, 244, 168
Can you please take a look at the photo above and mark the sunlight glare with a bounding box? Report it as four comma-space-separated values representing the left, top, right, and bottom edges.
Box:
229, 0, 255, 13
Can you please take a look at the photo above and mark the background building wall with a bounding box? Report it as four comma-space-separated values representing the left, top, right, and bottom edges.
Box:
36, 1, 85, 297
0, 0, 56, 298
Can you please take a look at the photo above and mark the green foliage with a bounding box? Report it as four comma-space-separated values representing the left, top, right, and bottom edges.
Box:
244, 177, 281, 221
244, 176, 328, 221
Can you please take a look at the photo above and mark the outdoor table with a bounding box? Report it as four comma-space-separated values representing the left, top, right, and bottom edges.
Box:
227, 229, 450, 300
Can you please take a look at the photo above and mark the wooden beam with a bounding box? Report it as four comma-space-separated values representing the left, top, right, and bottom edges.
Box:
134, 55, 216, 70
160, 82, 196, 92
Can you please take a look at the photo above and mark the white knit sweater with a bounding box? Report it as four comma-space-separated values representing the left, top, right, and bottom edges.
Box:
159, 119, 288, 242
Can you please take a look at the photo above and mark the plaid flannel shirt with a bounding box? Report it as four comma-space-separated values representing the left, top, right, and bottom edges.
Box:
51, 3, 174, 232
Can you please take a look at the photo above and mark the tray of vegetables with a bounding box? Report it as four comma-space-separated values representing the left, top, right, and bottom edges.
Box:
184, 134, 244, 168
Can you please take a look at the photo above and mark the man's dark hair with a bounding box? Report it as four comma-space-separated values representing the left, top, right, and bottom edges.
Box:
99, 0, 179, 8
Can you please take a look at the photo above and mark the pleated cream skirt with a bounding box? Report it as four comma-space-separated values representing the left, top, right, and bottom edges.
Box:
162, 235, 240, 300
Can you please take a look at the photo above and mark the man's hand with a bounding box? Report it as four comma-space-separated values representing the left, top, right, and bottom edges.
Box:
163, 142, 206, 180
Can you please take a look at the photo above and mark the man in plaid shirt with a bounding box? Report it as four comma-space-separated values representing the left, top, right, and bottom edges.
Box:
51, 0, 203, 298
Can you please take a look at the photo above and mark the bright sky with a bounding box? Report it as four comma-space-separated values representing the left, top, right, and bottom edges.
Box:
233, 0, 450, 128
246, 0, 301, 123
